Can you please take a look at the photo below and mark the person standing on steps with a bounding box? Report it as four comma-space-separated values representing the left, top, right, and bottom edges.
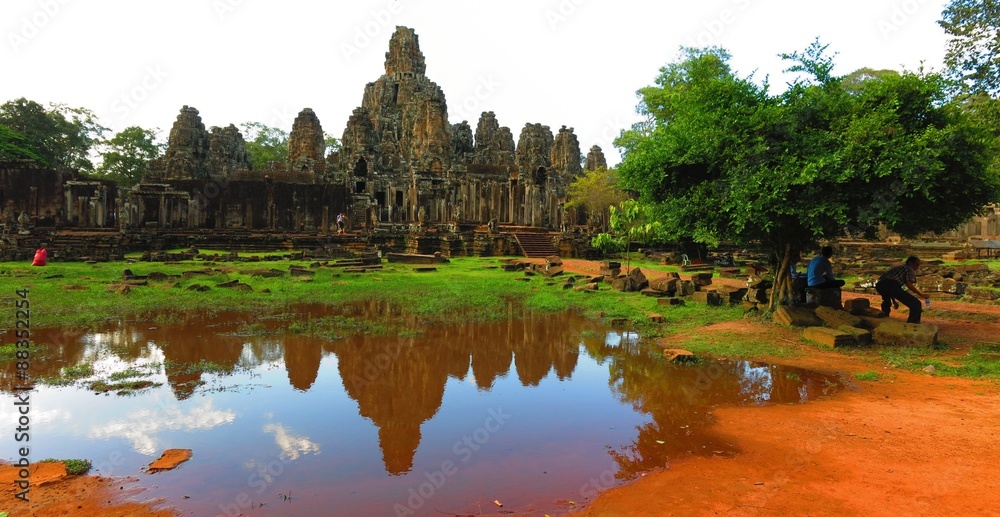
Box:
875, 256, 930, 324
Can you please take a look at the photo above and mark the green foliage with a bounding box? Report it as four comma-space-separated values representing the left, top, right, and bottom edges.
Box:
96, 126, 163, 186
241, 122, 288, 169
41, 458, 92, 475
616, 44, 1000, 301
0, 98, 106, 172
0, 124, 45, 162
566, 167, 629, 230
853, 370, 881, 381
592, 200, 668, 272
940, 0, 1000, 95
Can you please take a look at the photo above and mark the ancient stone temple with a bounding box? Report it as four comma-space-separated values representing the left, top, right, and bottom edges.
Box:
0, 25, 604, 259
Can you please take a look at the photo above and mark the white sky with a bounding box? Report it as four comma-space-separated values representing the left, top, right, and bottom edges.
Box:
1, 0, 950, 166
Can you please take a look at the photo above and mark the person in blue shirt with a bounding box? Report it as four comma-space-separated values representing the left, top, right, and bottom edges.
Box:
807, 246, 845, 289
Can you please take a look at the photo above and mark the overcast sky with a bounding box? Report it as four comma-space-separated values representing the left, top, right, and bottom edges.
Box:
2, 0, 951, 165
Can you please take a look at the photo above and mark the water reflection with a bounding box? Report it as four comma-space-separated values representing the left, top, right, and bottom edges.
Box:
0, 306, 842, 515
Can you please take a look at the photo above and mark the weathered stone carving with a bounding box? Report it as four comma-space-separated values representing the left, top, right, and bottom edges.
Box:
288, 108, 326, 178
473, 112, 515, 167
207, 124, 251, 180
451, 121, 474, 159
147, 106, 211, 181
551, 125, 582, 184
516, 123, 554, 185
584, 145, 608, 171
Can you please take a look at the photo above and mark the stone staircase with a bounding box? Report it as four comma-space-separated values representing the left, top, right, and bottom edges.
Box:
514, 232, 557, 258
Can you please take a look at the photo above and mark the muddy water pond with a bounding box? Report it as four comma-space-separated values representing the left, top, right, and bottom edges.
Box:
1, 305, 842, 516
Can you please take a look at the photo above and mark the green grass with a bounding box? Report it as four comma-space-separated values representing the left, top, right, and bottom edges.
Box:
87, 379, 161, 395
674, 331, 803, 359
63, 363, 94, 379
40, 458, 92, 475
853, 370, 881, 381
872, 342, 1000, 380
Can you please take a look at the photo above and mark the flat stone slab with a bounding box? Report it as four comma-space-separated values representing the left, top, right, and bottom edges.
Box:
386, 252, 449, 264
148, 449, 193, 472
837, 325, 873, 346
648, 313, 665, 323
691, 291, 722, 306
802, 326, 855, 348
657, 297, 685, 306
843, 298, 870, 315
873, 321, 939, 348
815, 306, 865, 329
773, 306, 823, 327
662, 348, 696, 362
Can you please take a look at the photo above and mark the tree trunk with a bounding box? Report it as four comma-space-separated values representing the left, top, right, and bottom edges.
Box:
768, 243, 792, 311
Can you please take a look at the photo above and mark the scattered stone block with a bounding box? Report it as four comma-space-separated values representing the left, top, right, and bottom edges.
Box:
247, 268, 285, 278
216, 279, 240, 288
662, 348, 696, 362
649, 277, 678, 294
680, 280, 696, 296
572, 282, 599, 292
746, 288, 770, 304
805, 287, 842, 309
148, 449, 193, 472
691, 272, 714, 287
692, 291, 722, 306
873, 321, 939, 347
802, 326, 855, 348
773, 306, 823, 327
657, 297, 685, 306
842, 298, 870, 315
648, 313, 665, 323
815, 306, 865, 329
541, 265, 563, 277
837, 325, 873, 346
641, 288, 668, 298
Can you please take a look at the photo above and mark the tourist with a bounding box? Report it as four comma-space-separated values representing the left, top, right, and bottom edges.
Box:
807, 246, 845, 289
336, 212, 345, 234
875, 256, 930, 324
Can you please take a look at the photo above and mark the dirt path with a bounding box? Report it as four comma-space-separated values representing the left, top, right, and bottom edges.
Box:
552, 259, 1000, 516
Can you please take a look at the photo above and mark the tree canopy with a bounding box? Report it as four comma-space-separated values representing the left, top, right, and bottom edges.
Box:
940, 0, 1000, 95
0, 98, 106, 172
241, 122, 289, 170
95, 126, 163, 187
615, 44, 1000, 306
566, 167, 629, 231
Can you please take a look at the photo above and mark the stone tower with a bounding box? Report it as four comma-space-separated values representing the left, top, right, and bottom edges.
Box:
550, 126, 582, 185
584, 145, 608, 171
288, 108, 326, 178
147, 105, 211, 180
207, 124, 251, 180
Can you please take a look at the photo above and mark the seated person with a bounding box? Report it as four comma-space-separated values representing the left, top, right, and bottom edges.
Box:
807, 246, 845, 289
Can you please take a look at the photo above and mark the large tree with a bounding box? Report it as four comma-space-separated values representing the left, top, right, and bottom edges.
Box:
241, 122, 288, 169
566, 167, 629, 231
940, 0, 1000, 95
616, 45, 1000, 308
96, 126, 163, 187
0, 98, 106, 172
